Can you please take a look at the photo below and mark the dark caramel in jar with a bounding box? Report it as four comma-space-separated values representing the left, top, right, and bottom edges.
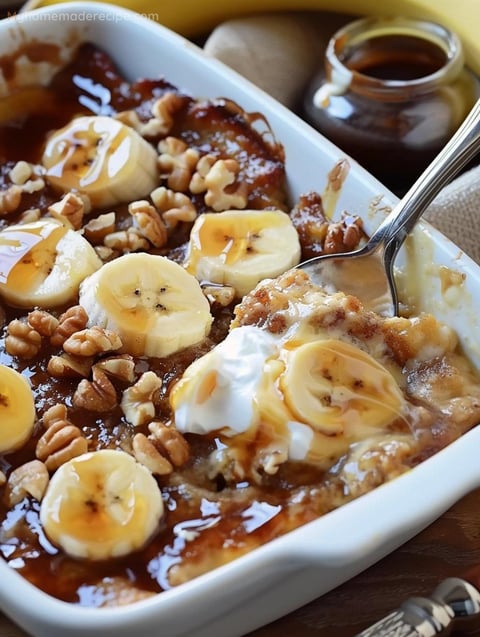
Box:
303, 17, 479, 194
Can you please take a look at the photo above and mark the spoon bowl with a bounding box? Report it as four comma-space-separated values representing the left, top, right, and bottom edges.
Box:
298, 98, 480, 316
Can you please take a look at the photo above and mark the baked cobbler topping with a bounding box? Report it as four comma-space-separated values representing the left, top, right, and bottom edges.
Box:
172, 269, 480, 483
0, 41, 479, 606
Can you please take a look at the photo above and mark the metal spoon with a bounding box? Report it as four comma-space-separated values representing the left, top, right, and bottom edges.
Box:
298, 98, 480, 317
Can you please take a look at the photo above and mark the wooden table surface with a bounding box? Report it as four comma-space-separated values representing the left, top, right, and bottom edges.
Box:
1, 487, 479, 636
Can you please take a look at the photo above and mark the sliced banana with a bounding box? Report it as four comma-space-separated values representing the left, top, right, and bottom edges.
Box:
280, 339, 406, 436
40, 449, 163, 560
0, 219, 102, 309
184, 209, 301, 297
41, 115, 159, 208
0, 364, 36, 455
79, 252, 213, 358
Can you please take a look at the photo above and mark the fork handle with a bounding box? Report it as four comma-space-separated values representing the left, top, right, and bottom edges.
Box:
354, 578, 480, 637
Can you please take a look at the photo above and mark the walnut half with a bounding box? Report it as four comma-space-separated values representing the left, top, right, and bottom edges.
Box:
36, 404, 88, 472
5, 460, 49, 506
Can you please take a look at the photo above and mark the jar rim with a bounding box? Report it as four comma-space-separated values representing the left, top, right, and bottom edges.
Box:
325, 16, 465, 99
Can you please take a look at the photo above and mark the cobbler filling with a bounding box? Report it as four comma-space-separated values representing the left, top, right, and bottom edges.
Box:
0, 42, 479, 607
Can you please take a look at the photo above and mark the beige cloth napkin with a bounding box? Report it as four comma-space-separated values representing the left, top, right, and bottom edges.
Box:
204, 12, 480, 265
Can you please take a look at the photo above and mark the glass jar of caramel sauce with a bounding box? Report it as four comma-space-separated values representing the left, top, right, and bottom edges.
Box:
302, 17, 479, 194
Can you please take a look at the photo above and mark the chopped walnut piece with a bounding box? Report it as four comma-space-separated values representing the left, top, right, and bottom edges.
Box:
5, 460, 49, 506
132, 433, 173, 475
323, 218, 364, 255
114, 109, 143, 131
5, 319, 41, 359
148, 91, 185, 136
128, 200, 167, 248
50, 305, 89, 348
150, 186, 196, 229
20, 177, 45, 194
27, 309, 59, 337
157, 137, 200, 192
47, 353, 94, 379
189, 154, 216, 194
48, 192, 86, 230
137, 117, 167, 138
116, 92, 185, 138
18, 208, 41, 223
94, 354, 136, 384
73, 367, 118, 412
42, 403, 68, 428
190, 156, 248, 211
0, 184, 22, 216
63, 326, 122, 357
120, 371, 161, 427
83, 212, 116, 244
94, 245, 117, 262
148, 420, 190, 467
9, 160, 33, 185
261, 448, 288, 475
36, 406, 88, 472
201, 284, 236, 307
104, 228, 150, 252
207, 159, 248, 211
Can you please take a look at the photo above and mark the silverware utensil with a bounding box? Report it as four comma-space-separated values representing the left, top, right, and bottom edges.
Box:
354, 577, 480, 637
298, 98, 480, 317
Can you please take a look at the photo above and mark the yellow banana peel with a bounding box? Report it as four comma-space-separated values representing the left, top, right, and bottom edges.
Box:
19, 0, 480, 75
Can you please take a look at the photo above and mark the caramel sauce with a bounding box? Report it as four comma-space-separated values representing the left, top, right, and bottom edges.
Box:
343, 34, 447, 80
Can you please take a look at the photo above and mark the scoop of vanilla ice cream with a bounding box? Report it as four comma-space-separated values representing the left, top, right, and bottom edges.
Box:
171, 326, 279, 437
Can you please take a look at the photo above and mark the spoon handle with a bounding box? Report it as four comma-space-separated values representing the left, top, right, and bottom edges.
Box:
354, 577, 480, 637
370, 97, 480, 255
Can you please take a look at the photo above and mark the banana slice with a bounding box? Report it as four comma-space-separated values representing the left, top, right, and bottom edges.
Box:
0, 219, 102, 309
280, 339, 406, 436
79, 252, 213, 358
184, 209, 301, 297
0, 365, 36, 455
41, 115, 159, 208
40, 449, 164, 560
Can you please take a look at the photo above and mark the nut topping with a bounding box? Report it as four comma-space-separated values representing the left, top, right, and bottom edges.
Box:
27, 309, 59, 337
190, 156, 248, 211
48, 192, 87, 229
157, 137, 199, 192
150, 186, 196, 229
132, 433, 173, 475
148, 420, 190, 468
0, 184, 22, 216
63, 326, 122, 357
73, 367, 118, 412
36, 404, 88, 472
5, 319, 42, 359
5, 460, 49, 506
128, 199, 168, 248
50, 306, 89, 348
120, 371, 161, 427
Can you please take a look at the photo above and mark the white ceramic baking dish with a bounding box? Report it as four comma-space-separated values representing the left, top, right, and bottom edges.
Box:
2, 4, 480, 636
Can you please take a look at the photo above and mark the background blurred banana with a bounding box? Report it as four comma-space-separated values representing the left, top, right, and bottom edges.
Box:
21, 0, 480, 75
